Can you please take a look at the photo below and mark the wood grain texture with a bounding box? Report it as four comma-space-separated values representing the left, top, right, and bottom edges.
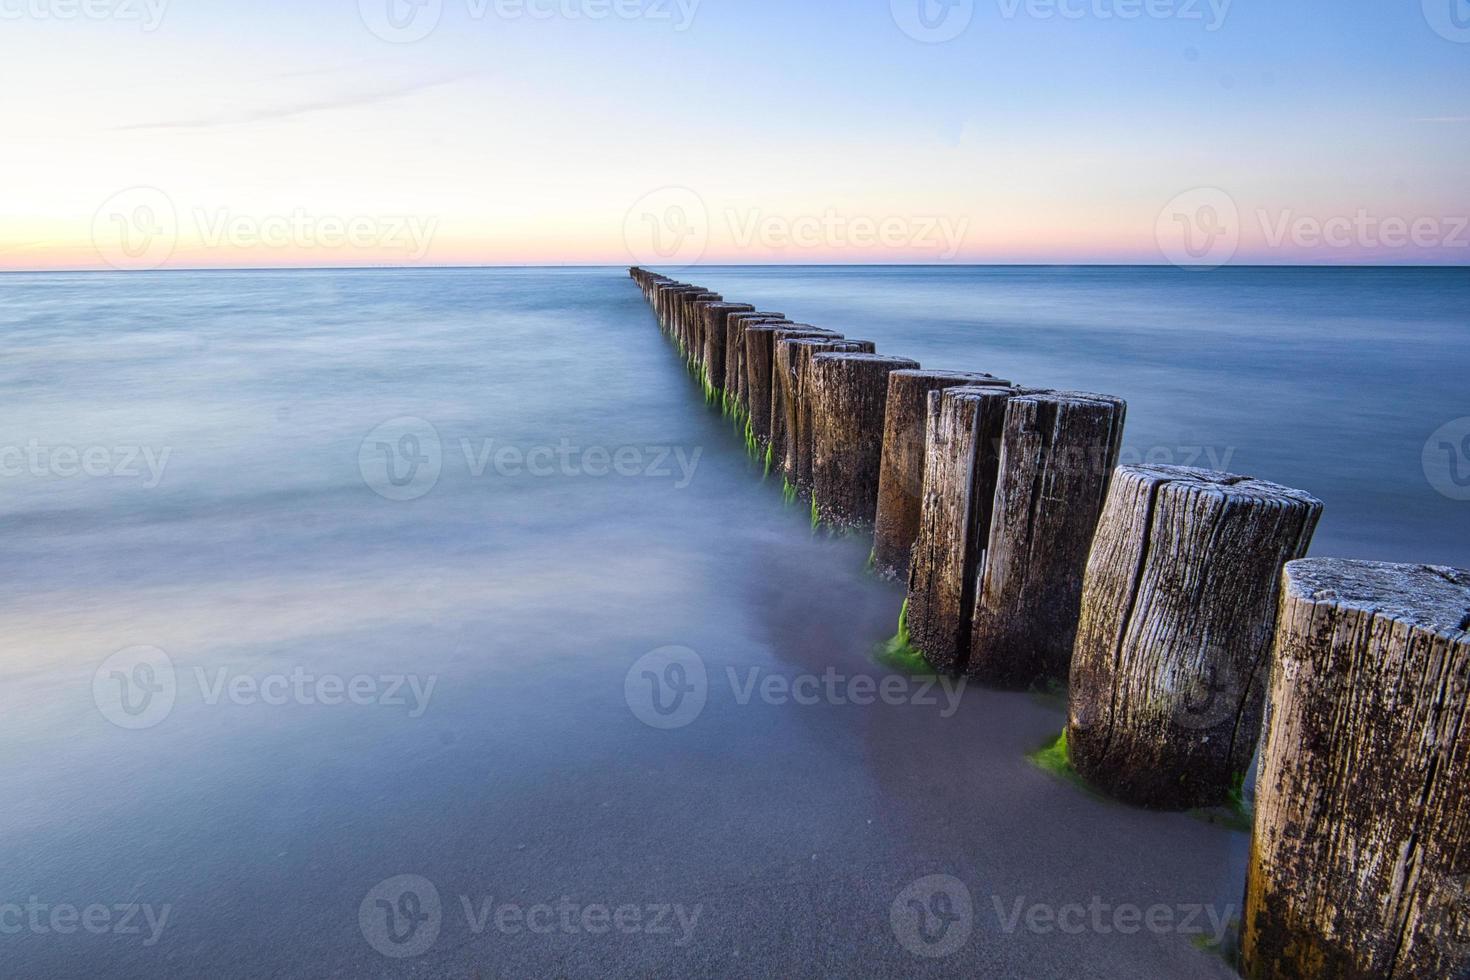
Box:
698, 303, 754, 387
906, 386, 1026, 673
808, 353, 922, 528
791, 339, 877, 491
1242, 559, 1470, 980
1065, 464, 1322, 809
743, 324, 822, 449
770, 330, 845, 481
678, 290, 713, 357
968, 391, 1127, 688
725, 313, 786, 409
872, 370, 1008, 581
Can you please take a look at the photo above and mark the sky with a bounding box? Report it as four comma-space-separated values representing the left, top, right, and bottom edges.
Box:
1, 0, 1467, 269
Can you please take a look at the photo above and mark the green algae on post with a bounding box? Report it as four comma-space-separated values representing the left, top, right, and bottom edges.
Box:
1026, 730, 1113, 802
875, 599, 936, 676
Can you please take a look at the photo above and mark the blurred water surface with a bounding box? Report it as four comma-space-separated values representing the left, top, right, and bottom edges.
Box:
0, 265, 1463, 978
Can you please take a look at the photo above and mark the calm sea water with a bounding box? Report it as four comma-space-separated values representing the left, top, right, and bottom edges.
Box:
0, 266, 1464, 978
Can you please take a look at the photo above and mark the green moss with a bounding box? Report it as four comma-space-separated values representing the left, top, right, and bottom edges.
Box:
875, 599, 937, 676
763, 444, 775, 477
810, 494, 822, 530
1026, 730, 1112, 801
865, 548, 877, 573
782, 478, 798, 505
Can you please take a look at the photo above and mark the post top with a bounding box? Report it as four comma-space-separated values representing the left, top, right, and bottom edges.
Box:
890, 368, 1001, 383
1284, 559, 1470, 637
811, 353, 921, 369
1114, 463, 1324, 511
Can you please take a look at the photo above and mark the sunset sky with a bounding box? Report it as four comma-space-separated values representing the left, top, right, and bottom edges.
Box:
3, 0, 1467, 269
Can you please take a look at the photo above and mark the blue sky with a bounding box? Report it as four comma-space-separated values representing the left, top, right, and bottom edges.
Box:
2, 0, 1467, 267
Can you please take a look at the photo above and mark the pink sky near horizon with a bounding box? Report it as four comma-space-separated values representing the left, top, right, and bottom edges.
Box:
2, 1, 1467, 271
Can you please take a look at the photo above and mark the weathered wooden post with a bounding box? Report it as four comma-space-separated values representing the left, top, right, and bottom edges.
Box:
657, 281, 692, 330
645, 275, 673, 305
725, 312, 786, 414
809, 354, 922, 528
683, 292, 723, 366
1240, 559, 1470, 979
872, 370, 1008, 580
1065, 465, 1323, 809
746, 325, 833, 458
769, 329, 844, 477
699, 303, 755, 397
966, 391, 1127, 688
651, 281, 679, 329
663, 285, 706, 350
905, 386, 1025, 673
790, 338, 876, 492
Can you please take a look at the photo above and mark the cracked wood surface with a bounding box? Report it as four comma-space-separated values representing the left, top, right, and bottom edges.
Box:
1066, 464, 1322, 810
1242, 559, 1470, 979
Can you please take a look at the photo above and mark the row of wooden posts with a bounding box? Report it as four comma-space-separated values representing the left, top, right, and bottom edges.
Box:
628, 267, 1470, 979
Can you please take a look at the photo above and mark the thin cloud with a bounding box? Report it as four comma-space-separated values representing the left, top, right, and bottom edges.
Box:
112, 75, 472, 133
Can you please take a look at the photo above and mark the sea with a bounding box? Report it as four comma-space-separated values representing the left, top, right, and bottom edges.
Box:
1, 265, 1465, 977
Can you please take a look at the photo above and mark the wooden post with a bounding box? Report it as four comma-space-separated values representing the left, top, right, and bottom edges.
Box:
872, 370, 1008, 580
1243, 560, 1470, 978
725, 312, 786, 414
683, 293, 724, 367
1065, 465, 1323, 809
809, 353, 922, 528
967, 391, 1127, 688
651, 282, 680, 330
790, 338, 876, 492
905, 386, 1025, 673
747, 325, 834, 457
769, 329, 844, 477
699, 303, 755, 396
663, 286, 707, 351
